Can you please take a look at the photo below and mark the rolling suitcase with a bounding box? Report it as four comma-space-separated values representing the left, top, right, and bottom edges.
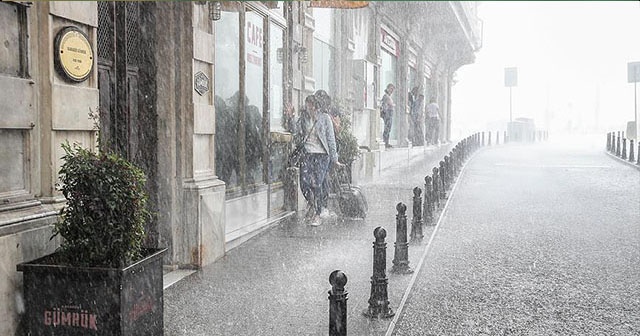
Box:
337, 166, 368, 219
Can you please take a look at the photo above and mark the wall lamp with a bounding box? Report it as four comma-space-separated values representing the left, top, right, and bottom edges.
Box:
198, 1, 221, 21
209, 1, 221, 21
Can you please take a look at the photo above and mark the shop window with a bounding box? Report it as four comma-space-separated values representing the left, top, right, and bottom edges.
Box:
268, 23, 286, 184
215, 4, 274, 194
214, 9, 241, 189
244, 10, 265, 187
0, 2, 32, 210
0, 1, 28, 78
269, 24, 284, 132
313, 38, 334, 93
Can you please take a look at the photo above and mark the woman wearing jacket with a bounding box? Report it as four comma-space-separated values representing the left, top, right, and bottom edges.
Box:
284, 95, 343, 226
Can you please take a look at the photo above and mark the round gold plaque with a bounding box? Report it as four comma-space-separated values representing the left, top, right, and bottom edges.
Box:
54, 26, 94, 83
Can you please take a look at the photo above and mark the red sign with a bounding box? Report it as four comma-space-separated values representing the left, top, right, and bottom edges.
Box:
381, 28, 399, 57
246, 16, 263, 67
43, 306, 98, 331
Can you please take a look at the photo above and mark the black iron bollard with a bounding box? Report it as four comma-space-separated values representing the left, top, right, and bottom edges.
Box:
392, 203, 413, 274
452, 147, 459, 176
432, 167, 441, 208
446, 154, 452, 179
423, 176, 434, 225
444, 156, 451, 185
488, 131, 492, 146
496, 131, 500, 145
607, 133, 611, 152
439, 160, 447, 197
363, 227, 395, 319
482, 132, 485, 146
616, 133, 621, 156
630, 140, 635, 163
329, 270, 348, 336
410, 187, 424, 242
504, 130, 508, 144
637, 141, 640, 165
622, 138, 627, 160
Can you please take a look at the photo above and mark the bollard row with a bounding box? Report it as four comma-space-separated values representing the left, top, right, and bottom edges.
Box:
333, 130, 552, 332
607, 131, 640, 165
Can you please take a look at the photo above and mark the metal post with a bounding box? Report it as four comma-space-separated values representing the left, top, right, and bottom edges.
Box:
450, 153, 455, 177
617, 133, 621, 156
446, 154, 453, 182
392, 203, 413, 274
439, 160, 447, 197
488, 131, 492, 146
504, 130, 508, 143
622, 138, 627, 160
607, 133, 611, 152
481, 132, 485, 146
423, 176, 433, 225
363, 227, 394, 319
410, 187, 424, 243
329, 270, 348, 336
432, 167, 440, 208
630, 140, 635, 162
509, 86, 513, 123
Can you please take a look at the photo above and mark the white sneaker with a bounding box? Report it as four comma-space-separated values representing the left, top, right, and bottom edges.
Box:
319, 208, 336, 219
309, 215, 322, 227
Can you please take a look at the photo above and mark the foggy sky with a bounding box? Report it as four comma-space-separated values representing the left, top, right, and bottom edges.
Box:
452, 1, 640, 137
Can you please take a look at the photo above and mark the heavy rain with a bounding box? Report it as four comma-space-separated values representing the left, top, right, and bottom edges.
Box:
1, 1, 639, 336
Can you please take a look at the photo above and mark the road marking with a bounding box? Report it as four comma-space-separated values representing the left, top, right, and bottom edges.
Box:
494, 163, 610, 168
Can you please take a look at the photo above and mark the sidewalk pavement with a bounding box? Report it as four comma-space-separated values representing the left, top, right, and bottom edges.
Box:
163, 143, 457, 336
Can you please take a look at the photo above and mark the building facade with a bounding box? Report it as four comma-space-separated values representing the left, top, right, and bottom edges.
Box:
0, 2, 480, 334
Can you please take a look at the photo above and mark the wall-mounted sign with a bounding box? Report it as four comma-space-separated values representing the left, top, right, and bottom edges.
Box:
245, 16, 263, 67
194, 71, 209, 96
54, 26, 94, 83
380, 28, 399, 57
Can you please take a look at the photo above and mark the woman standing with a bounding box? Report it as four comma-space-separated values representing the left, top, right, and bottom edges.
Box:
285, 95, 343, 226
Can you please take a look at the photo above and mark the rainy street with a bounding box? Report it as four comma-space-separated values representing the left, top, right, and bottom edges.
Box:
3, 1, 640, 335
164, 134, 640, 336
392, 135, 640, 335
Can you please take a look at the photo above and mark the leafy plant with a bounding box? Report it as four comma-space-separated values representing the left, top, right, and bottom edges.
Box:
336, 115, 361, 165
52, 142, 149, 268
332, 98, 362, 165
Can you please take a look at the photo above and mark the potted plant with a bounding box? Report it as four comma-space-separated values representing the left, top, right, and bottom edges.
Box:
332, 100, 362, 182
17, 142, 166, 336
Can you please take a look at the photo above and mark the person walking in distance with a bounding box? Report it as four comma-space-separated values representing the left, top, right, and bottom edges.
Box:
408, 86, 425, 146
380, 83, 395, 148
426, 98, 440, 146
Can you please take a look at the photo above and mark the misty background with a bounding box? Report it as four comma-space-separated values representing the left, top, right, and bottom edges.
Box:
452, 1, 640, 138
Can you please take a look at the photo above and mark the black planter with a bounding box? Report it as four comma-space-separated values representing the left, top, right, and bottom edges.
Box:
17, 248, 166, 336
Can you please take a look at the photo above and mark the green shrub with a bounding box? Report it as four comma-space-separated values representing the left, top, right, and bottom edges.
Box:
336, 115, 361, 165
52, 142, 149, 268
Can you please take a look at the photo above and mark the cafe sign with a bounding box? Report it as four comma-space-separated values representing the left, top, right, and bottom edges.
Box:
54, 26, 94, 83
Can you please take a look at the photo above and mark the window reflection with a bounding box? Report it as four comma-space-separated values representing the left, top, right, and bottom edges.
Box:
244, 11, 265, 186
214, 10, 240, 188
